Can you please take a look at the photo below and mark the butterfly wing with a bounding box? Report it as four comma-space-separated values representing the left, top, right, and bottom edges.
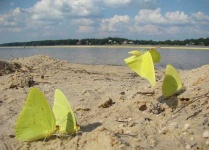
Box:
128, 50, 144, 56
53, 89, 79, 134
162, 64, 183, 97
125, 51, 155, 86
149, 48, 161, 63
15, 87, 56, 141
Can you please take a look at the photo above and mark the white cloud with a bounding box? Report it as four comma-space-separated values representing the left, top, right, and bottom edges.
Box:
31, 0, 101, 21
135, 8, 166, 24
135, 8, 190, 25
0, 27, 22, 32
71, 18, 96, 33
164, 26, 181, 34
72, 18, 95, 26
78, 26, 94, 33
103, 0, 132, 7
0, 8, 28, 29
100, 15, 130, 32
0, 0, 159, 35
0, 0, 209, 42
192, 11, 209, 20
132, 24, 162, 34
0, 0, 102, 33
31, 1, 63, 21
102, 0, 157, 9
132, 8, 209, 37
165, 11, 190, 24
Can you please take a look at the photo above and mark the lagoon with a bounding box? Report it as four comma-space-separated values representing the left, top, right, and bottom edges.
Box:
0, 46, 209, 70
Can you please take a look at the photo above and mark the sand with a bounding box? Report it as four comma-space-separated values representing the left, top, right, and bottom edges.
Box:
0, 55, 208, 150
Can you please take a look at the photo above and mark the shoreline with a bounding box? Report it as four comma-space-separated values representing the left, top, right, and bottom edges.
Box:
0, 45, 209, 50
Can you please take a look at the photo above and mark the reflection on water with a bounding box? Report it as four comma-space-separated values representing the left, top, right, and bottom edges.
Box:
0, 47, 208, 70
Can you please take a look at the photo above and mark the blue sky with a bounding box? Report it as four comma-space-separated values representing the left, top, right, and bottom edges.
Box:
0, 0, 209, 44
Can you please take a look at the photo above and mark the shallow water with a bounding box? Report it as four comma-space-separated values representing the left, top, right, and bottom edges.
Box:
0, 47, 208, 70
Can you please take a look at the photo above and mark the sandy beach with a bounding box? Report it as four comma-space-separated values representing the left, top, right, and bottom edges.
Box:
0, 55, 208, 149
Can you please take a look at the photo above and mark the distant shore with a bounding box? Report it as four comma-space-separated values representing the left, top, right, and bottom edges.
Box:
0, 45, 209, 50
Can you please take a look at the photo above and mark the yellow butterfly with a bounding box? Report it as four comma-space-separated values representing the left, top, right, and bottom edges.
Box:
15, 88, 79, 141
162, 64, 183, 97
15, 88, 58, 141
124, 49, 161, 86
53, 89, 80, 134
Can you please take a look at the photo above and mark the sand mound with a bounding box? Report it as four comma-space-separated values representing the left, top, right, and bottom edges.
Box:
0, 60, 21, 76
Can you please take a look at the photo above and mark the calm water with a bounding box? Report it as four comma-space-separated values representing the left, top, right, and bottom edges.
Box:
0, 47, 209, 70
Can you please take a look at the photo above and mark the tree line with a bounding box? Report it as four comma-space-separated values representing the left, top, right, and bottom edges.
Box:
0, 37, 209, 46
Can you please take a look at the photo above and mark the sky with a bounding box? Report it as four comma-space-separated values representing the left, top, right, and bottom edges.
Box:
0, 0, 209, 44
